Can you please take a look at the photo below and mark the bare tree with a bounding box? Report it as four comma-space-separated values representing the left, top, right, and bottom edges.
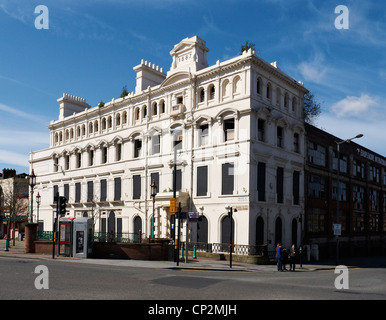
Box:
303, 91, 322, 124
0, 178, 29, 246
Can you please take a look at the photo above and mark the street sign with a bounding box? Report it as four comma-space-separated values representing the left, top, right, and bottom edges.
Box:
333, 224, 341, 236
170, 198, 177, 215
188, 212, 199, 219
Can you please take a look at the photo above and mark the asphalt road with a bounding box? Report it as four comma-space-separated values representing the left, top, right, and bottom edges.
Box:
1, 255, 385, 303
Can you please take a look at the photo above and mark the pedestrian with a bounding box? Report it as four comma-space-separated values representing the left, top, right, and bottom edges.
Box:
276, 243, 282, 271
289, 244, 296, 271
282, 247, 288, 270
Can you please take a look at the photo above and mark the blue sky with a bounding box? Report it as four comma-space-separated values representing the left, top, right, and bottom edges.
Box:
0, 0, 385, 174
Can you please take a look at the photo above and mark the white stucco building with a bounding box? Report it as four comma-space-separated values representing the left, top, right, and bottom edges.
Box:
30, 36, 307, 252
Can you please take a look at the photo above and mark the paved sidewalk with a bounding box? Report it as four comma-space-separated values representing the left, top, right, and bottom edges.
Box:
1, 239, 384, 272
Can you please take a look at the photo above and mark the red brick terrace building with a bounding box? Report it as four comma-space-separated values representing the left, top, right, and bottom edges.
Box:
304, 124, 386, 259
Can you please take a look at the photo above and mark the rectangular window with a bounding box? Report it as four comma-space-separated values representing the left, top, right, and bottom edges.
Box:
293, 133, 299, 153
332, 180, 347, 201
116, 144, 122, 161
65, 155, 70, 170
77, 152, 82, 168
114, 177, 121, 201
199, 124, 209, 146
134, 139, 142, 158
133, 175, 141, 200
102, 147, 108, 164
75, 182, 81, 203
224, 119, 234, 142
332, 151, 348, 173
89, 150, 94, 166
353, 159, 365, 178
53, 185, 58, 203
257, 119, 265, 142
64, 184, 69, 201
307, 208, 326, 233
277, 127, 283, 148
308, 142, 326, 167
100, 179, 107, 202
152, 135, 160, 154
87, 181, 93, 202
175, 169, 182, 191
257, 162, 266, 201
353, 185, 365, 210
370, 166, 380, 183
222, 163, 234, 195
276, 167, 284, 203
197, 166, 208, 196
293, 170, 300, 205
308, 175, 326, 199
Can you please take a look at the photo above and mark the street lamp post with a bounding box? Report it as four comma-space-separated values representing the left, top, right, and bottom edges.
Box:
28, 169, 37, 223
150, 179, 157, 239
226, 206, 237, 268
36, 192, 41, 234
335, 133, 363, 265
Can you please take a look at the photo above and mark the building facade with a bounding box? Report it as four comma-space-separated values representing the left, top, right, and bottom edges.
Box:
305, 124, 386, 258
30, 36, 307, 252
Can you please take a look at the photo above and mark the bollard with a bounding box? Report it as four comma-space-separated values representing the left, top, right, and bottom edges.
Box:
4, 238, 9, 251
180, 245, 184, 259
193, 245, 197, 259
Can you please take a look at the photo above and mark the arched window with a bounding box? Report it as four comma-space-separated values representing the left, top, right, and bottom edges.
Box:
276, 87, 281, 106
160, 100, 165, 114
222, 79, 230, 98
142, 105, 147, 119
266, 83, 271, 100
152, 102, 158, 116
89, 122, 93, 134
122, 111, 127, 124
208, 84, 215, 100
256, 77, 262, 95
134, 216, 142, 237
233, 76, 241, 95
135, 107, 140, 121
102, 118, 107, 130
256, 216, 264, 245
284, 92, 289, 109
292, 97, 297, 112
94, 120, 99, 133
199, 88, 205, 103
197, 216, 208, 243
116, 113, 121, 126
221, 215, 235, 248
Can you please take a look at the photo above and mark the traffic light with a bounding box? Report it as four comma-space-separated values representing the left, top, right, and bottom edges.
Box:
59, 196, 67, 216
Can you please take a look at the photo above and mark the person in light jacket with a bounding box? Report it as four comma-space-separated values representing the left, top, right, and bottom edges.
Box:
289, 244, 297, 271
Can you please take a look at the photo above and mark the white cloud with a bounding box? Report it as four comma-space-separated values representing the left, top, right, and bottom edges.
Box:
297, 54, 328, 84
0, 149, 29, 167
0, 103, 46, 123
330, 94, 379, 118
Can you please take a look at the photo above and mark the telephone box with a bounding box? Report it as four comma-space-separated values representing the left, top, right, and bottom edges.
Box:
59, 217, 75, 257
73, 217, 93, 258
